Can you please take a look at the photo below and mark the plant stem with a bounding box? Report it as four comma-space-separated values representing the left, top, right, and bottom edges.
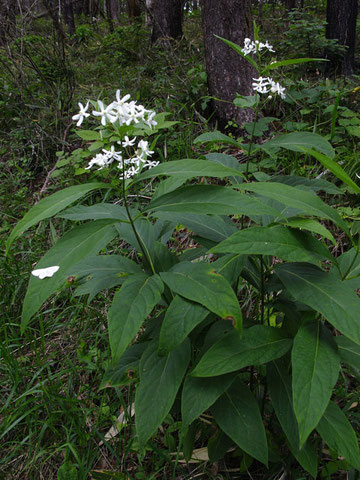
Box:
260, 255, 265, 324
245, 102, 260, 181
121, 174, 156, 275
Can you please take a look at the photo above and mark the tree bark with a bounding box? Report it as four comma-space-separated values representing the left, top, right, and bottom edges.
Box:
63, 0, 76, 36
284, 0, 296, 10
201, 0, 255, 129
128, 0, 142, 18
325, 0, 358, 76
146, 0, 183, 45
105, 0, 120, 31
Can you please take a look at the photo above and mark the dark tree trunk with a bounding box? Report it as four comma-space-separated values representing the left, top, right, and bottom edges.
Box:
63, 0, 76, 35
147, 0, 183, 45
128, 0, 142, 18
201, 0, 255, 130
285, 0, 296, 10
325, 0, 358, 76
105, 0, 120, 31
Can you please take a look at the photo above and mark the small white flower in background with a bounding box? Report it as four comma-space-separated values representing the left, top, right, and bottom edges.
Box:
31, 266, 60, 279
72, 102, 90, 127
252, 76, 286, 99
242, 38, 275, 56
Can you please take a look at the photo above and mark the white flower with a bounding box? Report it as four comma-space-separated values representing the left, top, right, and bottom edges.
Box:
120, 165, 140, 179
72, 102, 90, 127
143, 160, 160, 168
115, 89, 131, 106
138, 139, 154, 156
145, 111, 157, 129
241, 38, 275, 56
121, 136, 137, 147
252, 76, 286, 99
85, 152, 112, 170
31, 265, 60, 279
92, 100, 117, 126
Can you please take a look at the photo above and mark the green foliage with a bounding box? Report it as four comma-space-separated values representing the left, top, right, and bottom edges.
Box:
276, 9, 345, 70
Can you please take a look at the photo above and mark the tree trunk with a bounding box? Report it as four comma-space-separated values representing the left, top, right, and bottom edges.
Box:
284, 0, 296, 10
325, 0, 358, 76
146, 0, 183, 45
63, 0, 76, 36
201, 0, 255, 129
128, 0, 142, 18
105, 0, 120, 31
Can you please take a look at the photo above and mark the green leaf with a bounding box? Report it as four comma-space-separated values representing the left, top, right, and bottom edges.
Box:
154, 212, 237, 243
263, 57, 327, 73
212, 380, 268, 465
236, 182, 349, 234
212, 254, 246, 285
135, 339, 190, 445
58, 203, 135, 221
335, 247, 360, 285
292, 320, 340, 447
193, 130, 241, 147
6, 183, 110, 254
234, 94, 259, 109
207, 431, 234, 463
134, 159, 244, 182
192, 325, 292, 377
21, 220, 117, 332
214, 35, 259, 71
152, 176, 188, 200
160, 262, 242, 331
182, 374, 235, 427
108, 274, 164, 363
336, 336, 360, 372
210, 225, 333, 263
116, 217, 155, 257
145, 185, 285, 219
76, 129, 101, 141
71, 254, 142, 301
263, 132, 335, 159
270, 174, 342, 195
100, 343, 148, 389
317, 400, 360, 470
71, 254, 141, 277
282, 218, 336, 246
267, 360, 318, 477
275, 263, 360, 345
159, 295, 209, 355
300, 148, 360, 194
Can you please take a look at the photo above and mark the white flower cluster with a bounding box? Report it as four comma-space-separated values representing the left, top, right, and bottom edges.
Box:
72, 90, 160, 179
242, 38, 275, 56
72, 89, 158, 129
252, 76, 286, 99
84, 138, 158, 179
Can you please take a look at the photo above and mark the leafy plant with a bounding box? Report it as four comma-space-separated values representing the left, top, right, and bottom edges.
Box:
7, 30, 360, 479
